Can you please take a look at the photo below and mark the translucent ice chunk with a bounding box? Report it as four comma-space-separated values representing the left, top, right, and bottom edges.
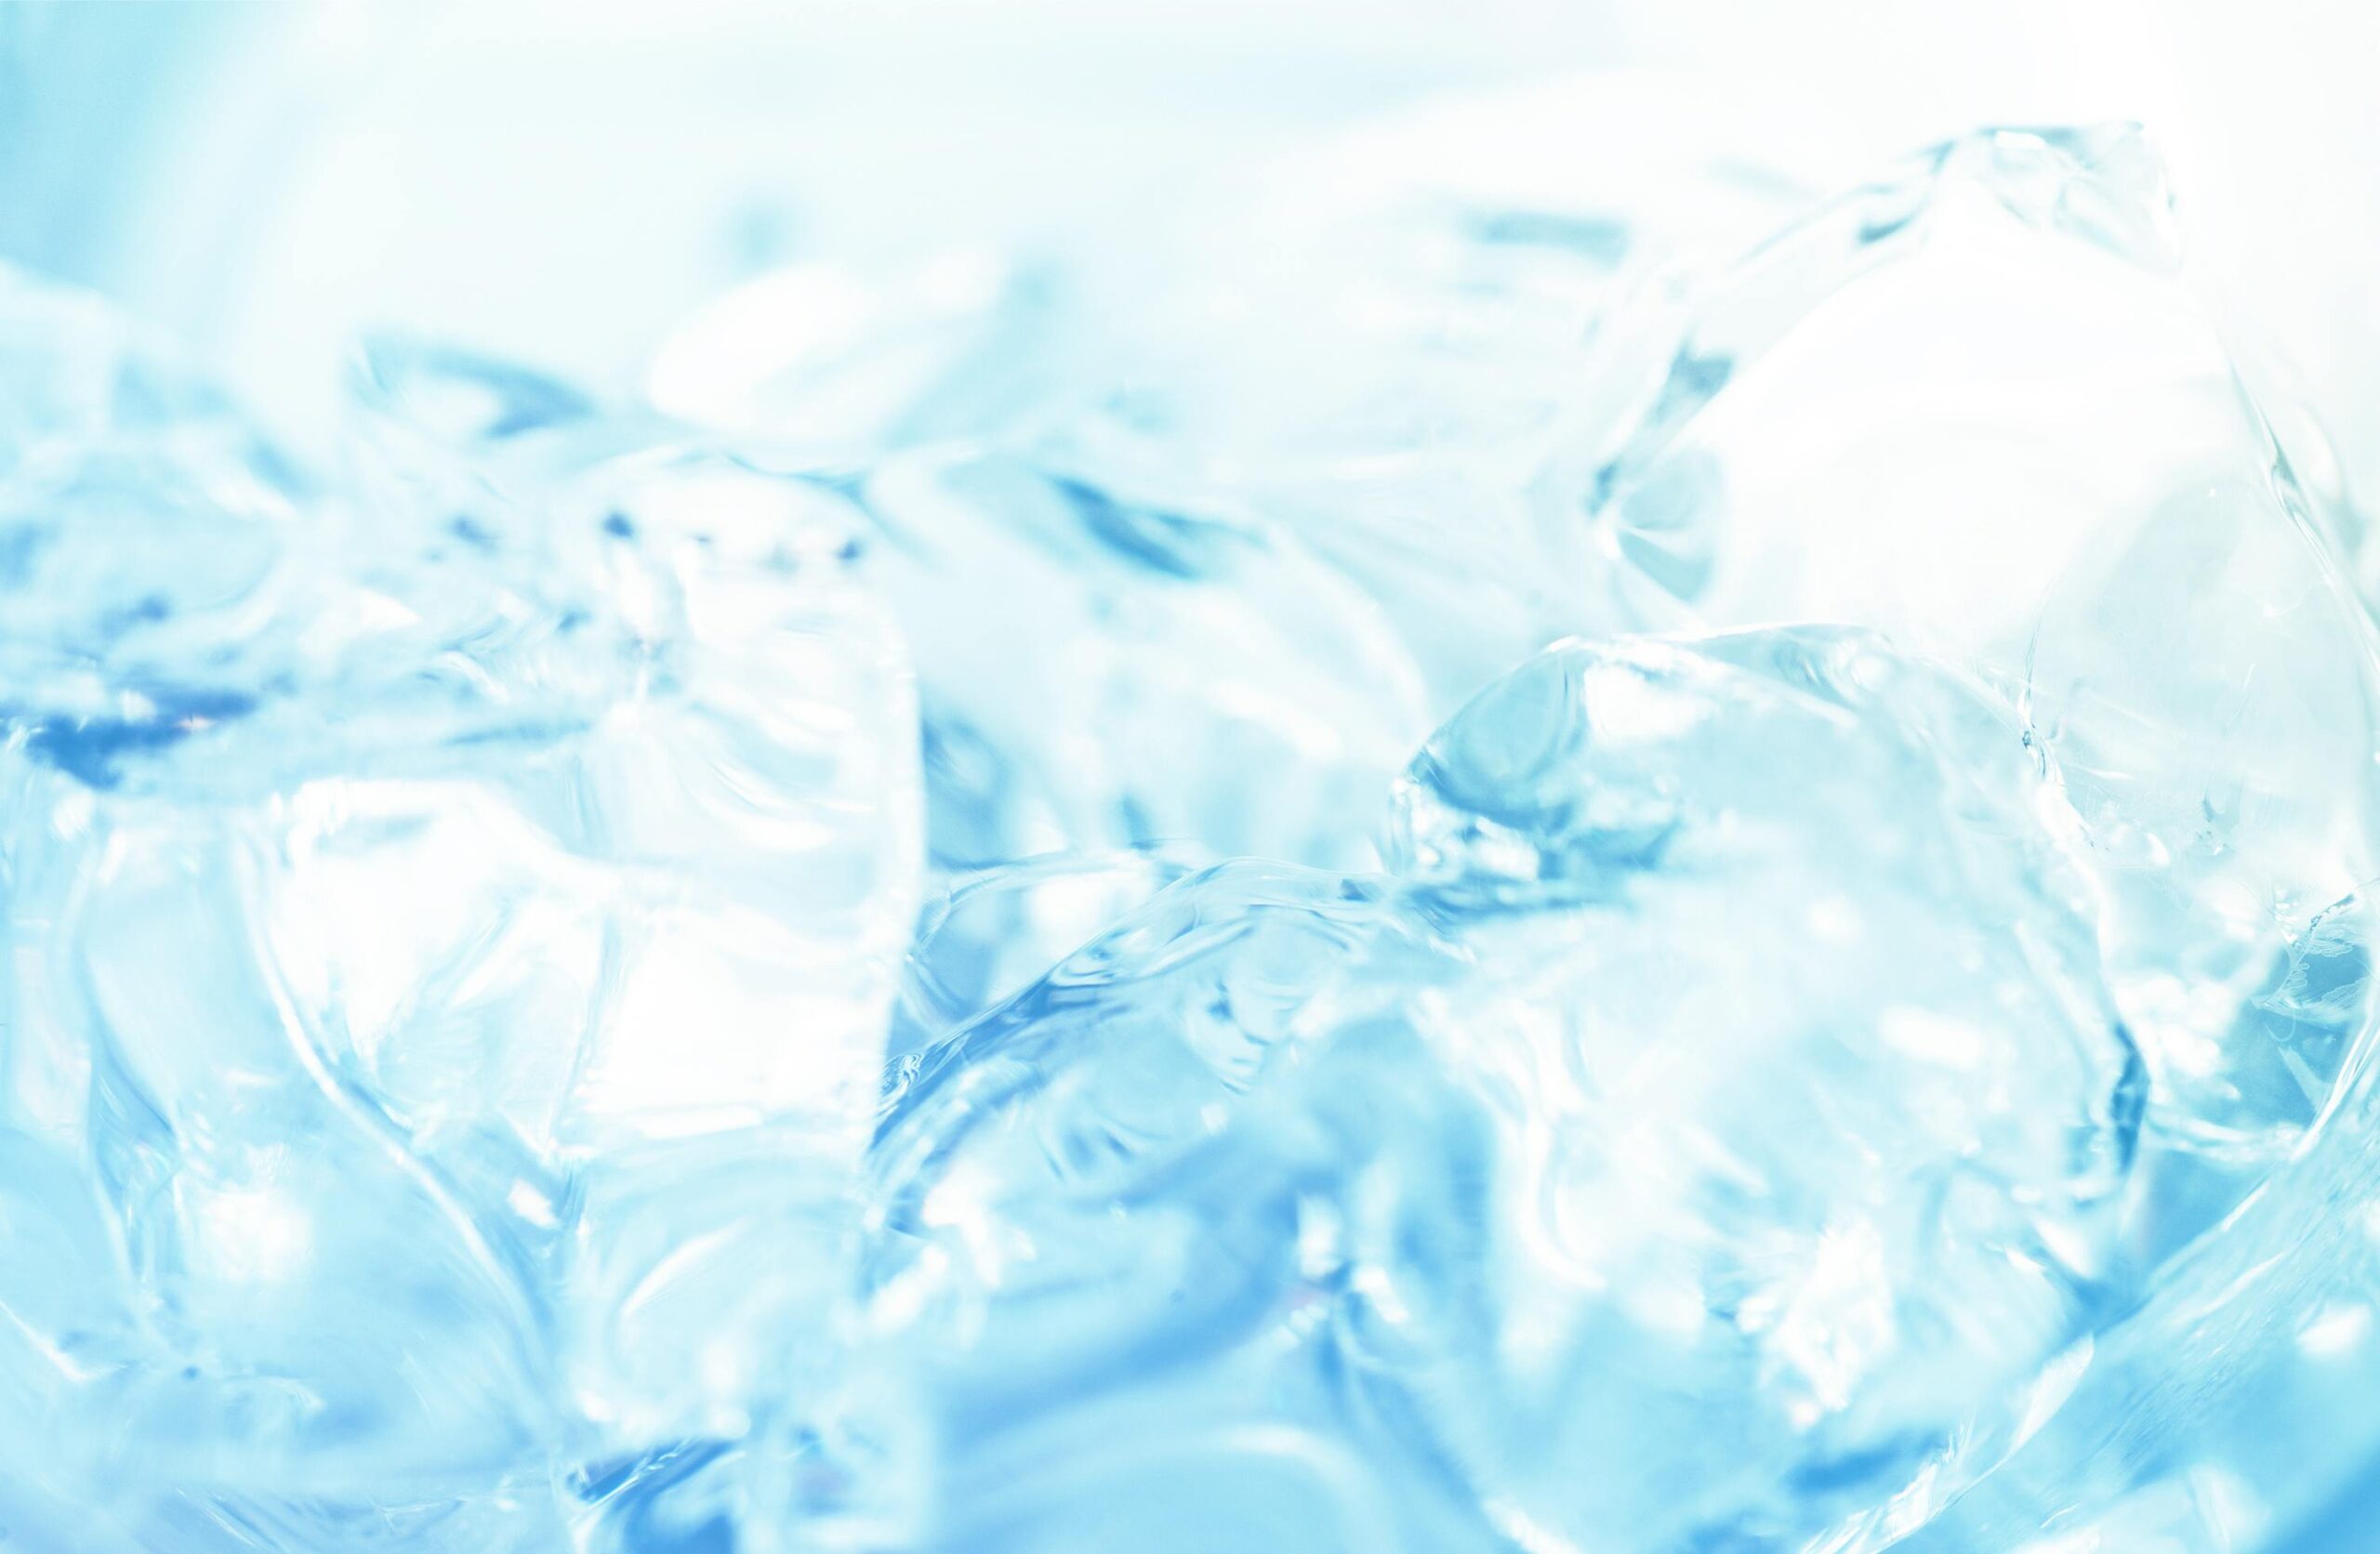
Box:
868, 627, 2141, 1550
887, 845, 1205, 1065
845, 448, 1429, 870
2213, 891, 2379, 1159
0, 277, 542, 1508
328, 365, 924, 1157
1566, 126, 2380, 1176
1380, 627, 2142, 1548
0, 277, 313, 753
0, 274, 923, 1521
334, 353, 923, 1451
866, 863, 1487, 1549
1885, 889, 2380, 1551
868, 862, 1410, 1375
1388, 623, 2076, 901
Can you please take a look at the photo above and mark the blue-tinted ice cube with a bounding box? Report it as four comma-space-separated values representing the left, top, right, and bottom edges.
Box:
1891, 889, 2380, 1552
0, 278, 924, 1523
868, 626, 2141, 1550
1376, 627, 2142, 1548
866, 862, 1487, 1549
1567, 126, 2380, 1179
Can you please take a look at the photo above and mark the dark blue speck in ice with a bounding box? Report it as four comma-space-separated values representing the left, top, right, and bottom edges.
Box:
13, 685, 258, 788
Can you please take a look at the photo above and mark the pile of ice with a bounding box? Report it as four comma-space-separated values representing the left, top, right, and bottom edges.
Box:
3, 120, 2376, 1553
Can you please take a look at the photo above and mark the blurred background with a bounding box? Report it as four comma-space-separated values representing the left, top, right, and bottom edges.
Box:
3, 0, 2375, 493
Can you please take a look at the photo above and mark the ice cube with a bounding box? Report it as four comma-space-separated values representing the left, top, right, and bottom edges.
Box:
1566, 125, 2380, 1176
1383, 628, 2140, 1548
868, 627, 2141, 1550
0, 277, 924, 1523
866, 862, 1485, 1548
1888, 891, 2380, 1553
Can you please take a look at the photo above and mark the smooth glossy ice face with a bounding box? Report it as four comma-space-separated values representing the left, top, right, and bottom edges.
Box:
5, 105, 2380, 1554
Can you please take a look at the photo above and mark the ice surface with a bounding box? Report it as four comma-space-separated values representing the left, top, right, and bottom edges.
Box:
866, 628, 2141, 1550
1564, 126, 2380, 1185
886, 846, 1203, 1065
0, 266, 920, 1541
8, 104, 2380, 1554
841, 449, 1429, 871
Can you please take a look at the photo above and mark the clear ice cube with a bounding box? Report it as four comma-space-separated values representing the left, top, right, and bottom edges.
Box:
0, 269, 923, 1529
869, 626, 2142, 1550
1565, 126, 2380, 1181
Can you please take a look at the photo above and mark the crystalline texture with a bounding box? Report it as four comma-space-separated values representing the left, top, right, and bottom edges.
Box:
869, 626, 2141, 1551
1565, 126, 2380, 1186
1385, 627, 2142, 1547
0, 269, 921, 1536
845, 448, 1429, 871
1887, 897, 2380, 1553
885, 845, 1204, 1066
11, 90, 2380, 1553
866, 863, 1485, 1550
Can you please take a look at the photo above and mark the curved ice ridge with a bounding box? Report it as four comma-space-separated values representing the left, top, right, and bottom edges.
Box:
0, 120, 2374, 1554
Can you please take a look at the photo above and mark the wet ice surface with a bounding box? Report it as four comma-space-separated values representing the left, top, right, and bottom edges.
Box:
4, 119, 2379, 1553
